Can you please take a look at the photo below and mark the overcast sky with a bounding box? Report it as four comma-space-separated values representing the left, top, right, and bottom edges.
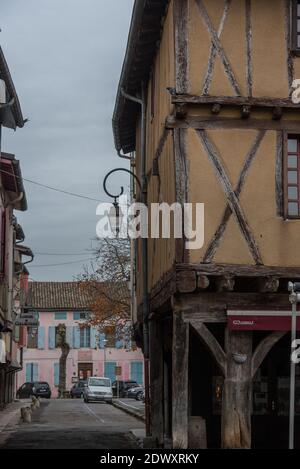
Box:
0, 0, 134, 281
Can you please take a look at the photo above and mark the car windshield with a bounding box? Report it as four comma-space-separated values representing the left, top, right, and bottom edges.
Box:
89, 378, 110, 387
35, 382, 49, 389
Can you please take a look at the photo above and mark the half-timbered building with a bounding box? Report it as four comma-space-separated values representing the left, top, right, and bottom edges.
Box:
113, 0, 300, 449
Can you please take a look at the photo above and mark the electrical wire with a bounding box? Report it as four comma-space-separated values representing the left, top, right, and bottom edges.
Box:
34, 252, 93, 256
0, 168, 109, 203
30, 257, 97, 268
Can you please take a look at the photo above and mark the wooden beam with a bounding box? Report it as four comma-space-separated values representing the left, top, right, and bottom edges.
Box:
201, 0, 232, 95
190, 320, 226, 375
176, 262, 300, 278
174, 128, 189, 263
252, 331, 286, 378
166, 115, 300, 131
245, 0, 253, 97
183, 310, 227, 323
171, 94, 300, 108
172, 311, 189, 449
285, 0, 294, 95
275, 131, 284, 216
149, 318, 164, 446
177, 271, 197, 293
197, 130, 263, 265
173, 292, 291, 314
203, 130, 265, 263
222, 329, 252, 449
174, 0, 188, 94
195, 0, 241, 95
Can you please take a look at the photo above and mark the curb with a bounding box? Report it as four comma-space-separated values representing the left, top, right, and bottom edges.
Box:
111, 399, 145, 422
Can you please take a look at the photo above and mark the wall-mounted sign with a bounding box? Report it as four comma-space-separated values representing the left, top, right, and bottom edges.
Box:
227, 310, 300, 331
115, 366, 122, 376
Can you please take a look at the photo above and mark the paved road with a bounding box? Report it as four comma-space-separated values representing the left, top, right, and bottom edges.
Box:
0, 399, 144, 449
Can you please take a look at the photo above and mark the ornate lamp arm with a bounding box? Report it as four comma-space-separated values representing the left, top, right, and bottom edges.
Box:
103, 168, 142, 202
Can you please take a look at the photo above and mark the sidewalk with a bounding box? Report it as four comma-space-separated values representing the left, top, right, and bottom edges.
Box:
112, 398, 145, 422
0, 399, 30, 433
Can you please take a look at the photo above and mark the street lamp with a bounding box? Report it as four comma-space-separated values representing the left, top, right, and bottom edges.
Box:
102, 167, 151, 433
103, 168, 141, 237
288, 281, 300, 449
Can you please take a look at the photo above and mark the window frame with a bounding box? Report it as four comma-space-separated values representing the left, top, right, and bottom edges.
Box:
284, 133, 300, 219
54, 312, 67, 320
291, 0, 300, 54
80, 326, 91, 348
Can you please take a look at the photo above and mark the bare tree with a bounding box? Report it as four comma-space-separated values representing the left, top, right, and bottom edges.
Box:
56, 324, 70, 398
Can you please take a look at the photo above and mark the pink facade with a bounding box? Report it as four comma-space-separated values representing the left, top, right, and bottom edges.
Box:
18, 310, 144, 398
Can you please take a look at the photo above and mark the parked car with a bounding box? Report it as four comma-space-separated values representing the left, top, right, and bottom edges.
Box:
70, 380, 87, 398
16, 381, 51, 399
83, 376, 113, 404
126, 385, 144, 399
135, 388, 145, 402
112, 380, 139, 398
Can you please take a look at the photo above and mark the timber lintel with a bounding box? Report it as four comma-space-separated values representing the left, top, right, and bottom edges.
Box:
171, 94, 300, 109
189, 319, 226, 376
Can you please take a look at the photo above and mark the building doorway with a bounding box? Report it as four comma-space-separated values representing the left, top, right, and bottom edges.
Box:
78, 363, 93, 380
252, 333, 300, 449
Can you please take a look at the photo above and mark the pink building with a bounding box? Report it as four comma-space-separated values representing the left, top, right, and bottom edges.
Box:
18, 282, 144, 397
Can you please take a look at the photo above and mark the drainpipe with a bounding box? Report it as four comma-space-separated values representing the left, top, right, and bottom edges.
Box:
120, 85, 151, 437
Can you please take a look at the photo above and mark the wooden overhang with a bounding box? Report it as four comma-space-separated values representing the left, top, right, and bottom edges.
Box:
112, 0, 170, 154
0, 47, 24, 130
0, 152, 27, 211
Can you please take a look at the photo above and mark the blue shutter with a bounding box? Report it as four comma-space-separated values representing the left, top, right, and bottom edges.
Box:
91, 327, 97, 349
66, 326, 73, 348
73, 326, 80, 348
73, 312, 80, 320
104, 362, 116, 382
115, 339, 123, 349
99, 333, 106, 349
38, 327, 45, 349
54, 363, 59, 387
33, 363, 39, 382
131, 362, 143, 385
48, 326, 56, 349
26, 363, 32, 382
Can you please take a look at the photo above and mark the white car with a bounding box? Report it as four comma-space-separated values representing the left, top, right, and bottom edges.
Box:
83, 376, 113, 404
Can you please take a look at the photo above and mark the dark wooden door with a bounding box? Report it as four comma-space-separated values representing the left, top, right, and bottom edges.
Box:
78, 363, 93, 380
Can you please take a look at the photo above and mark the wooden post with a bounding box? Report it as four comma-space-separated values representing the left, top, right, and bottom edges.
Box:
172, 311, 189, 448
149, 318, 164, 446
222, 328, 253, 449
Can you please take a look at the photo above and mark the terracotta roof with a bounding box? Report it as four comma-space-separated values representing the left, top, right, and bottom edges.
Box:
26, 282, 93, 311
112, 0, 170, 154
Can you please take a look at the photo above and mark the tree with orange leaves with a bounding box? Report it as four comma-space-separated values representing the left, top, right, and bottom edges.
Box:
77, 238, 131, 336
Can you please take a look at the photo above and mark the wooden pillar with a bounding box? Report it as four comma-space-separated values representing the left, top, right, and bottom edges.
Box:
172, 311, 189, 449
222, 328, 253, 449
149, 318, 164, 446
